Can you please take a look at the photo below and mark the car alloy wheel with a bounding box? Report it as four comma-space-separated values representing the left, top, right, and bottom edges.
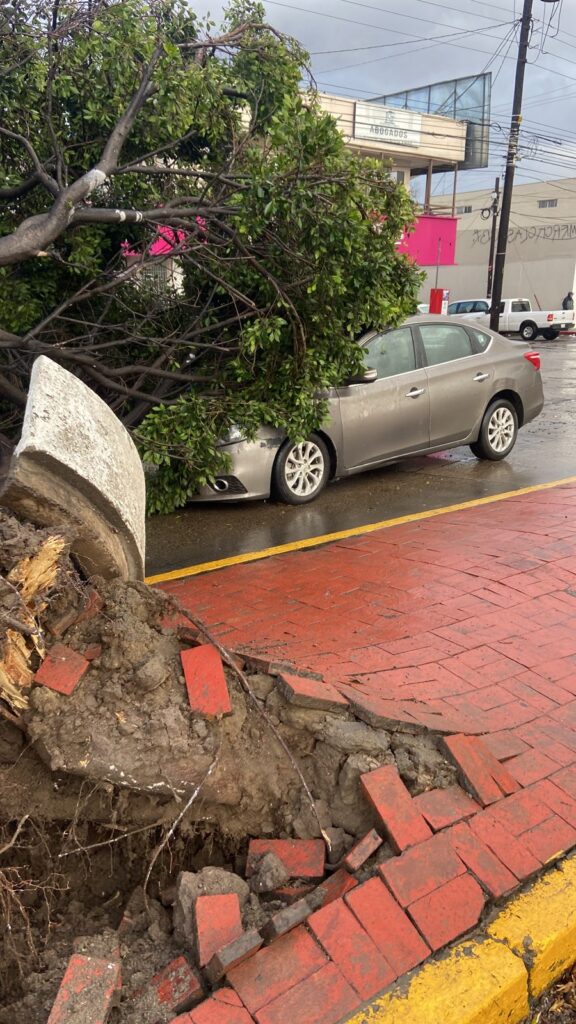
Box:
272, 433, 330, 504
487, 406, 515, 453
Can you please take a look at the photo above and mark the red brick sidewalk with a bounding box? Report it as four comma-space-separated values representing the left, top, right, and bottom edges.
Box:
159, 483, 576, 1022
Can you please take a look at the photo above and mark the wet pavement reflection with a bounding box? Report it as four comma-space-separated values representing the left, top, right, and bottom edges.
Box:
146, 337, 576, 575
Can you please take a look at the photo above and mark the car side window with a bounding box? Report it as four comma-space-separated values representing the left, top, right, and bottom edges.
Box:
418, 324, 473, 366
458, 301, 475, 313
364, 327, 416, 379
511, 300, 530, 313
472, 301, 490, 313
470, 328, 492, 351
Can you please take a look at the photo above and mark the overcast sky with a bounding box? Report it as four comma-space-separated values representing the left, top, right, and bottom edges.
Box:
192, 0, 576, 200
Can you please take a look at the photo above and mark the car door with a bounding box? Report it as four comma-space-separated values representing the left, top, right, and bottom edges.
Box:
416, 322, 494, 445
337, 326, 430, 471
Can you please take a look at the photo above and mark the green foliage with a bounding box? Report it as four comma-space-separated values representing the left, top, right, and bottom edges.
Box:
1, 0, 423, 515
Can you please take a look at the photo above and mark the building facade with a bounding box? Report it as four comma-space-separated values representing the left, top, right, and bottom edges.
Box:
425, 178, 576, 309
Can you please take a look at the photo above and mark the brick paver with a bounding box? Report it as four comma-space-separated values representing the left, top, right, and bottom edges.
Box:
160, 483, 576, 1020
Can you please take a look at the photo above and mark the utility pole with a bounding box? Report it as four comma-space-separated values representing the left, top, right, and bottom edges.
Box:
486, 177, 500, 299
489, 0, 533, 332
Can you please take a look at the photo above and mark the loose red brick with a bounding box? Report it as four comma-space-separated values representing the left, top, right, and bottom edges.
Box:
379, 832, 465, 907
447, 822, 517, 898
227, 927, 326, 1013
505, 749, 560, 786
260, 896, 317, 943
146, 956, 203, 1016
247, 839, 324, 880
205, 932, 263, 987
441, 734, 519, 806
180, 644, 232, 717
314, 868, 358, 906
47, 954, 121, 1024
271, 885, 315, 904
342, 829, 383, 872
522, 815, 576, 863
469, 813, 541, 879
413, 785, 479, 831
254, 962, 358, 1024
35, 644, 89, 696
308, 897, 395, 999
189, 997, 254, 1023
75, 588, 104, 625
83, 643, 102, 662
276, 672, 348, 711
360, 765, 432, 853
194, 894, 243, 967
407, 873, 485, 951
345, 876, 429, 977
483, 731, 530, 762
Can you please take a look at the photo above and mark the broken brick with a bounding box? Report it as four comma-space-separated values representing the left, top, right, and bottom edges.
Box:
35, 644, 89, 696
259, 896, 318, 943
441, 734, 520, 807
82, 643, 102, 662
413, 784, 479, 831
75, 588, 104, 625
407, 873, 485, 951
254, 962, 358, 1024
308, 897, 395, 999
227, 927, 326, 1013
379, 832, 465, 907
345, 876, 429, 977
47, 954, 121, 1024
276, 672, 348, 711
360, 764, 432, 852
271, 885, 315, 904
194, 894, 243, 968
314, 868, 358, 906
246, 839, 324, 880
342, 829, 383, 872
146, 956, 203, 1017
205, 931, 263, 987
180, 644, 232, 718
189, 998, 254, 1023
447, 822, 517, 898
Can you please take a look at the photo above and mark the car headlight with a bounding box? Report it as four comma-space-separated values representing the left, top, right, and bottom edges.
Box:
221, 424, 246, 444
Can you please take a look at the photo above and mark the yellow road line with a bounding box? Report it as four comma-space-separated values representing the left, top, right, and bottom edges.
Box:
146, 474, 576, 585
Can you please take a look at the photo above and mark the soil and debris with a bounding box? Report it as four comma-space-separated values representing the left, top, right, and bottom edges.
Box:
0, 508, 458, 1022
529, 964, 576, 1023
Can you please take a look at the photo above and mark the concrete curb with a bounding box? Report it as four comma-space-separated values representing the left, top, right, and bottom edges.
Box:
343, 853, 576, 1024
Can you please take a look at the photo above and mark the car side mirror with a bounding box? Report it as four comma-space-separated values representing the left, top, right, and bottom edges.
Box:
343, 367, 378, 385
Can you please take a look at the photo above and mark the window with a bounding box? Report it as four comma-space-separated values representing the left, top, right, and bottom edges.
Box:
456, 300, 475, 313
472, 301, 490, 313
364, 327, 416, 378
419, 324, 473, 366
511, 300, 531, 313
470, 328, 492, 351
538, 198, 558, 209
456, 205, 472, 214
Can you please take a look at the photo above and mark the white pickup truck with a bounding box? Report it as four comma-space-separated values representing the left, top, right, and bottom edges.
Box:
447, 297, 575, 341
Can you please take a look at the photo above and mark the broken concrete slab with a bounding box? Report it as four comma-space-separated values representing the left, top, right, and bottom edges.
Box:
0, 356, 145, 580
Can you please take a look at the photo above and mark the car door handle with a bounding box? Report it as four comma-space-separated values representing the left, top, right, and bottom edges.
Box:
473, 372, 490, 382
406, 387, 426, 398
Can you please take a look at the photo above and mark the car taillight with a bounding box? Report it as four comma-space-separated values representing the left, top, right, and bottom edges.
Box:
547, 313, 554, 321
524, 351, 541, 370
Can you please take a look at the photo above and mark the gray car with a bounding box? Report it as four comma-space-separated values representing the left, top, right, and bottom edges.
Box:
191, 315, 544, 505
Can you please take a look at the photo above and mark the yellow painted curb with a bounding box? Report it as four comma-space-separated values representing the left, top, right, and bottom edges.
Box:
344, 855, 576, 1024
489, 856, 576, 998
344, 939, 528, 1024
147, 474, 576, 584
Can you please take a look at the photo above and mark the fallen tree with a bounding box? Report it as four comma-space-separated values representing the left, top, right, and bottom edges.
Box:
0, 0, 422, 512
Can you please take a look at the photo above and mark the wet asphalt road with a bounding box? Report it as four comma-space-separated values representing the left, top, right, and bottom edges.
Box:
146, 337, 576, 576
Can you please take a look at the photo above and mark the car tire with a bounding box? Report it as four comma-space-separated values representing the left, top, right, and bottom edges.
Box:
272, 434, 330, 504
470, 399, 518, 461
542, 329, 559, 341
519, 320, 538, 341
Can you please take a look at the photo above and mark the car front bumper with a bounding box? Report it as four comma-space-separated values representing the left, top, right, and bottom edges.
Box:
188, 432, 283, 502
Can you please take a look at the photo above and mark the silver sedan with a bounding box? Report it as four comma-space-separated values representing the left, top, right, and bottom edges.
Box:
191, 315, 544, 505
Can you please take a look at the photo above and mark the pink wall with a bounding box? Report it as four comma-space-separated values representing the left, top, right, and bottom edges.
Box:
397, 215, 457, 267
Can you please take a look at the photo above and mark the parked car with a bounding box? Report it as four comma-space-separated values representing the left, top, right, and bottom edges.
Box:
191, 315, 544, 505
448, 297, 574, 341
